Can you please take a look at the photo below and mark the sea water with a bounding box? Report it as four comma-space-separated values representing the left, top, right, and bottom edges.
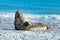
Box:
0, 0, 60, 14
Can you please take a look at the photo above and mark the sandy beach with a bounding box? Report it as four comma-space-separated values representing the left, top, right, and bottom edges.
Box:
0, 13, 60, 40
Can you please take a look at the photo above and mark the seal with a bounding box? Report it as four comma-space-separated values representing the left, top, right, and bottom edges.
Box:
14, 10, 51, 31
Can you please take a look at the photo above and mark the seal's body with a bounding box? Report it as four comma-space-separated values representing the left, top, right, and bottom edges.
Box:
14, 10, 51, 31
14, 10, 27, 30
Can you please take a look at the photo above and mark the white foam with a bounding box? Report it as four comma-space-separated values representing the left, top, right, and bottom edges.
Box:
0, 12, 60, 20
24, 14, 60, 20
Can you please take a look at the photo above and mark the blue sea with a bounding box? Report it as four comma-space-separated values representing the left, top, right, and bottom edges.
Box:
0, 0, 60, 25
0, 0, 60, 14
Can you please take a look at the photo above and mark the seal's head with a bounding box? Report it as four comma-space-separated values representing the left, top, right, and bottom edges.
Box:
16, 10, 24, 21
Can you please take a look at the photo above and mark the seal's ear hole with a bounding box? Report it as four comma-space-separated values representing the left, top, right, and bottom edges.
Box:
23, 22, 30, 26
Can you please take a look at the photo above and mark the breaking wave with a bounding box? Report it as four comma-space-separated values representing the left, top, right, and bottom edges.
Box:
0, 12, 60, 23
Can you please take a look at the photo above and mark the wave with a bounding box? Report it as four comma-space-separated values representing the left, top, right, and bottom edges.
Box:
24, 14, 60, 23
0, 12, 60, 21
24, 14, 60, 19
